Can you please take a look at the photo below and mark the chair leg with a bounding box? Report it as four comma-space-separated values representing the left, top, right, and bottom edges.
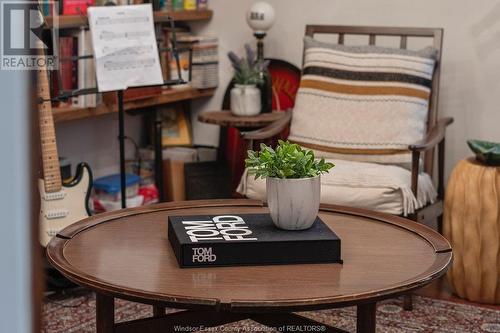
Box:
403, 294, 413, 311
437, 214, 443, 234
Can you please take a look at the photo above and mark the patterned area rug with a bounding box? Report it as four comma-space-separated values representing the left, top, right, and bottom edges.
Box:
43, 289, 500, 333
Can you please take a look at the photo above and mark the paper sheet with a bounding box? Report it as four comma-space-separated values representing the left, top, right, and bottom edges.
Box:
87, 4, 163, 92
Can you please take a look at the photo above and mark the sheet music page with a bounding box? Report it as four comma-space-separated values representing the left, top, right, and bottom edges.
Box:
87, 4, 163, 92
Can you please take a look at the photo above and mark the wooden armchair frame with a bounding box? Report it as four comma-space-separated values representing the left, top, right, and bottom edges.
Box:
241, 26, 453, 309
242, 24, 453, 309
242, 25, 452, 228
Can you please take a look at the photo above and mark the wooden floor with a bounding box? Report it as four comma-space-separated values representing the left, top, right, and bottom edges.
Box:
416, 277, 500, 310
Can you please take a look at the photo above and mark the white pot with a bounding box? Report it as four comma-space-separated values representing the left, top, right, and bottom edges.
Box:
266, 175, 321, 230
230, 84, 261, 116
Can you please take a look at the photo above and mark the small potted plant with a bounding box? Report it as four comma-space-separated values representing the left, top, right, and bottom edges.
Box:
227, 45, 269, 116
245, 140, 334, 230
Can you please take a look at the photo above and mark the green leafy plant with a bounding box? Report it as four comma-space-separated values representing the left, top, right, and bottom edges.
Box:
245, 140, 335, 179
228, 44, 269, 85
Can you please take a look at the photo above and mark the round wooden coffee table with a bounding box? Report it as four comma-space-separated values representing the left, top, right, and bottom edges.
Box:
47, 200, 451, 333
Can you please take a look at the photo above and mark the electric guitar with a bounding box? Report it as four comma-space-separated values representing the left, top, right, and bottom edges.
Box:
38, 67, 93, 247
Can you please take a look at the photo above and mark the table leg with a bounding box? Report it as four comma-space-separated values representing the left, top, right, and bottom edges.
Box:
96, 293, 114, 333
117, 90, 127, 209
403, 294, 413, 311
153, 305, 166, 317
357, 302, 376, 333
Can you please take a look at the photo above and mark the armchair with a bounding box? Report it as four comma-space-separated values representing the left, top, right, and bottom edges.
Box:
239, 25, 453, 310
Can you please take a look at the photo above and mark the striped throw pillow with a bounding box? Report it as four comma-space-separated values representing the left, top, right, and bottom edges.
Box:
288, 37, 438, 167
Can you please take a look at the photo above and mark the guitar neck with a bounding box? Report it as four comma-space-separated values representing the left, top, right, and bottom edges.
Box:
37, 68, 62, 193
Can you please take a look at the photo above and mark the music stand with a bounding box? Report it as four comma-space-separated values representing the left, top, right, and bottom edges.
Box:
45, 16, 191, 209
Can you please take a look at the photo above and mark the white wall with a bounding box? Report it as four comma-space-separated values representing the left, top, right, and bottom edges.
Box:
57, 113, 142, 178
58, 0, 500, 179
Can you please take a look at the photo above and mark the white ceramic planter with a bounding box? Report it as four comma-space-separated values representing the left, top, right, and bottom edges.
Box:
230, 84, 261, 116
266, 175, 321, 230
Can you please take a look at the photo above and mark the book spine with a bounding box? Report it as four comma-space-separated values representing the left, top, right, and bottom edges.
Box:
197, 0, 207, 10
184, 0, 196, 10
172, 0, 183, 11
164, 0, 172, 11
168, 221, 183, 266
43, 1, 50, 16
59, 37, 74, 105
179, 240, 342, 268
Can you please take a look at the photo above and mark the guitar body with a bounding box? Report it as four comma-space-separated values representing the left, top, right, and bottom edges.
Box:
39, 163, 93, 247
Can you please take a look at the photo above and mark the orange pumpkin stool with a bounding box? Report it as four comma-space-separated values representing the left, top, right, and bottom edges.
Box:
444, 158, 500, 304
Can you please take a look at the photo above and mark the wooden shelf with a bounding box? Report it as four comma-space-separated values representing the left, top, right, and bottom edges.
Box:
154, 10, 213, 23
53, 87, 215, 123
199, 111, 287, 128
45, 9, 213, 29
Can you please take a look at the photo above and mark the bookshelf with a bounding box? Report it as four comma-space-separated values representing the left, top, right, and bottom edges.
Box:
53, 87, 215, 123
45, 10, 213, 29
47, 9, 215, 123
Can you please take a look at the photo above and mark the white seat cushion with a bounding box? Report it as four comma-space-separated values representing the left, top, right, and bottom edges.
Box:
237, 159, 437, 216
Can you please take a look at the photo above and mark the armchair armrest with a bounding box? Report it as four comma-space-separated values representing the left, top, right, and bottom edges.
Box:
408, 117, 453, 200
408, 117, 454, 152
240, 110, 292, 140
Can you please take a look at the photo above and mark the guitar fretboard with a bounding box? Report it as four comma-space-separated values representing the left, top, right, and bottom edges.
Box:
37, 68, 62, 193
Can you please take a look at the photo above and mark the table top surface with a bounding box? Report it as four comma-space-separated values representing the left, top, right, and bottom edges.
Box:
198, 111, 286, 128
47, 200, 452, 312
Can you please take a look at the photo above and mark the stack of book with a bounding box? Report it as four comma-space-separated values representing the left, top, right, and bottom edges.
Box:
56, 28, 99, 108
191, 36, 219, 89
174, 35, 218, 89
168, 214, 343, 268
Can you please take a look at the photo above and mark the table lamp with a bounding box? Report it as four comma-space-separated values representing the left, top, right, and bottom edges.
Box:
246, 1, 275, 60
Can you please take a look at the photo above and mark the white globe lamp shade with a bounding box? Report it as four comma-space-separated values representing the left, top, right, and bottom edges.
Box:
246, 2, 276, 34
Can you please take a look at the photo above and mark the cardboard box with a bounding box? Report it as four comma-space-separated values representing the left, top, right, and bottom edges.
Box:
163, 159, 186, 201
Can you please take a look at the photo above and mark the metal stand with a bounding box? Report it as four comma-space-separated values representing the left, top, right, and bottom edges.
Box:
154, 109, 165, 201
254, 32, 266, 60
117, 90, 127, 209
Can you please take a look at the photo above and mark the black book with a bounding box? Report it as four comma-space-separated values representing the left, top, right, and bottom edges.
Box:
168, 213, 342, 268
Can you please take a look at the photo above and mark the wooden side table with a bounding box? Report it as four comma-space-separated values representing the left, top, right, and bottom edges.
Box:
444, 158, 500, 304
47, 199, 451, 333
198, 111, 288, 191
198, 110, 286, 129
